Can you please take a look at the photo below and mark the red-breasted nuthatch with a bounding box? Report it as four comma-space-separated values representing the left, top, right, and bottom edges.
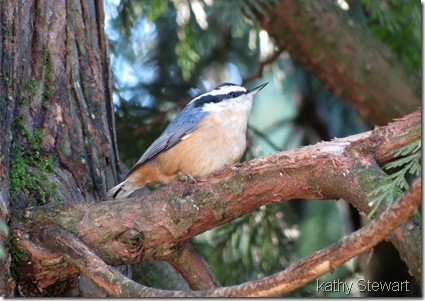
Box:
108, 82, 268, 199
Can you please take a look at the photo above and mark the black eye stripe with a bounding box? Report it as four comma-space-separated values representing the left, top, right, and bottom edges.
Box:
191, 91, 245, 108
192, 94, 227, 108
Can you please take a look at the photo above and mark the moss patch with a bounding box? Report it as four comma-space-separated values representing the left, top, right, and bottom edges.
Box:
221, 171, 248, 195
6, 235, 27, 277
10, 117, 57, 204
42, 46, 54, 109
25, 78, 38, 95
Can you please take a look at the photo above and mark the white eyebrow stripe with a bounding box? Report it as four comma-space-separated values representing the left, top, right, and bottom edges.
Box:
214, 85, 246, 94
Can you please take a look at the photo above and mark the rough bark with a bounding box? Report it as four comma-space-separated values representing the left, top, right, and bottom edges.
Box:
252, 0, 421, 125
165, 241, 221, 290
10, 109, 421, 292
0, 0, 120, 296
38, 176, 421, 297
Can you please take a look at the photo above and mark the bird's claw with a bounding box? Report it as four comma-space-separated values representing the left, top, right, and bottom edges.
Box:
177, 171, 198, 197
177, 171, 197, 184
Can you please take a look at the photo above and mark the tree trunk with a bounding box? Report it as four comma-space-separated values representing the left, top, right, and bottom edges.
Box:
0, 0, 120, 296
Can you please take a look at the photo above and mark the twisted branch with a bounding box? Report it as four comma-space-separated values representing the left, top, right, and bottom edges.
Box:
39, 176, 420, 296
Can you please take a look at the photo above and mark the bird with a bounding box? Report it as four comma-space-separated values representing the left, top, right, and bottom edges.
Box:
108, 82, 268, 199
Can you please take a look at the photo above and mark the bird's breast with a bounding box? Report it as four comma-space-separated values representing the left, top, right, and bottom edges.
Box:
156, 109, 250, 177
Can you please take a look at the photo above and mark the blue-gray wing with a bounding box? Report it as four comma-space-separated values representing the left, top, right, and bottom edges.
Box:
125, 109, 207, 178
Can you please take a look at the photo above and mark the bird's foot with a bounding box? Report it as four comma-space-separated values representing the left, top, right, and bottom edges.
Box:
177, 171, 198, 197
177, 171, 197, 184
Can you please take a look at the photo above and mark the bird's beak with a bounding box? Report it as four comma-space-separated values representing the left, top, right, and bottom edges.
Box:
247, 82, 268, 96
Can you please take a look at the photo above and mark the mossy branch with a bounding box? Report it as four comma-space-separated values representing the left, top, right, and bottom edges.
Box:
39, 176, 420, 296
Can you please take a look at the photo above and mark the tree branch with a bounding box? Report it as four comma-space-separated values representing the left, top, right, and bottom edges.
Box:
229, 176, 420, 297
242, 50, 283, 85
15, 109, 421, 288
164, 241, 221, 290
40, 226, 150, 297
39, 176, 420, 296
251, 0, 420, 125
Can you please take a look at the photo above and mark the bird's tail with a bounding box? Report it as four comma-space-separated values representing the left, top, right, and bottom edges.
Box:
107, 163, 168, 199
107, 180, 135, 199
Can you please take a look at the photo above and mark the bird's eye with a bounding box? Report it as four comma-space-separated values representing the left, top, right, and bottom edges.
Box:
228, 92, 237, 98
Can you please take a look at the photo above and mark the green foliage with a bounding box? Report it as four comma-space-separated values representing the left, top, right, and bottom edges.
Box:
42, 46, 55, 109
10, 117, 57, 204
239, 0, 279, 21
0, 218, 8, 259
296, 201, 352, 296
360, 0, 421, 73
25, 78, 38, 95
195, 203, 298, 288
109, 0, 264, 167
144, 0, 169, 21
43, 46, 53, 82
296, 201, 344, 258
368, 122, 421, 217
2, 26, 9, 39
6, 234, 27, 277
176, 23, 199, 81
109, 0, 262, 99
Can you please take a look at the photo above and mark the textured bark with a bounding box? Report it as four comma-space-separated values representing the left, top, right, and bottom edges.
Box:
253, 0, 421, 125
165, 241, 221, 290
0, 0, 120, 296
38, 176, 420, 297
11, 109, 420, 291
